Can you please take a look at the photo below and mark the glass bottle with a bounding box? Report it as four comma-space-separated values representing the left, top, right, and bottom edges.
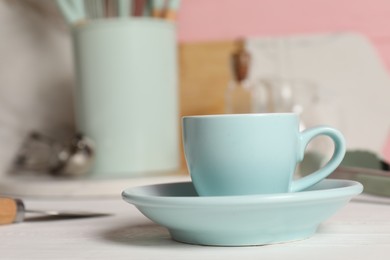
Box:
225, 41, 253, 114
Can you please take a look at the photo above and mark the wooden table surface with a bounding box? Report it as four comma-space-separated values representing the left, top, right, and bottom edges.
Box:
1, 178, 390, 260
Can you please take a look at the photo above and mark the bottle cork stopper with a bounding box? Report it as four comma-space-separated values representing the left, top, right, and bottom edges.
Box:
231, 39, 251, 82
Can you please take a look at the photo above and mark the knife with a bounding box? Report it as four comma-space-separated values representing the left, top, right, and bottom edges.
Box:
0, 197, 111, 225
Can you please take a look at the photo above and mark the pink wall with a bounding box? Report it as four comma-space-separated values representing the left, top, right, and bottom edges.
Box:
177, 0, 390, 160
177, 0, 390, 68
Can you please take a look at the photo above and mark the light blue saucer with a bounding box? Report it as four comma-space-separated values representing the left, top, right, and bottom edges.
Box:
122, 179, 363, 246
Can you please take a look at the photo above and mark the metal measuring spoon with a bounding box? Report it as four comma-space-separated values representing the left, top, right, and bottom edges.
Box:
13, 132, 94, 177
50, 133, 95, 177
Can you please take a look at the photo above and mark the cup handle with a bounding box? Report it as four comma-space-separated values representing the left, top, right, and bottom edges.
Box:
291, 126, 346, 192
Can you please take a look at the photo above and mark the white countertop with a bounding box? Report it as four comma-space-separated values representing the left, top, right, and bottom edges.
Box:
1, 179, 390, 259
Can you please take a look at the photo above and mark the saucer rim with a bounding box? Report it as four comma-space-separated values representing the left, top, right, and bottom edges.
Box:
122, 179, 363, 207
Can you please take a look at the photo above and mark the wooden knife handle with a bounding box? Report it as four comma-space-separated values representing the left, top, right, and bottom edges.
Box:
0, 197, 25, 224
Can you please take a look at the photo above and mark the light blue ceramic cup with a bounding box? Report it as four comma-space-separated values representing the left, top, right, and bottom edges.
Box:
183, 113, 346, 196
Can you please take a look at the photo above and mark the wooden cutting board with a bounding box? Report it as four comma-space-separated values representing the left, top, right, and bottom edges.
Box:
178, 40, 235, 116
178, 40, 236, 169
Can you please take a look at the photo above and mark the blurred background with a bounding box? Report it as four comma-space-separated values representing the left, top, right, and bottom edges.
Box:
1, 0, 390, 196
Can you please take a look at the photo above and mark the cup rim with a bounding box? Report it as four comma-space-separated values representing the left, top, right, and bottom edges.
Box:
182, 113, 297, 119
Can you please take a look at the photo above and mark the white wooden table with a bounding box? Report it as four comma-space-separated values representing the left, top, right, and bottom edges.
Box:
1, 181, 390, 259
